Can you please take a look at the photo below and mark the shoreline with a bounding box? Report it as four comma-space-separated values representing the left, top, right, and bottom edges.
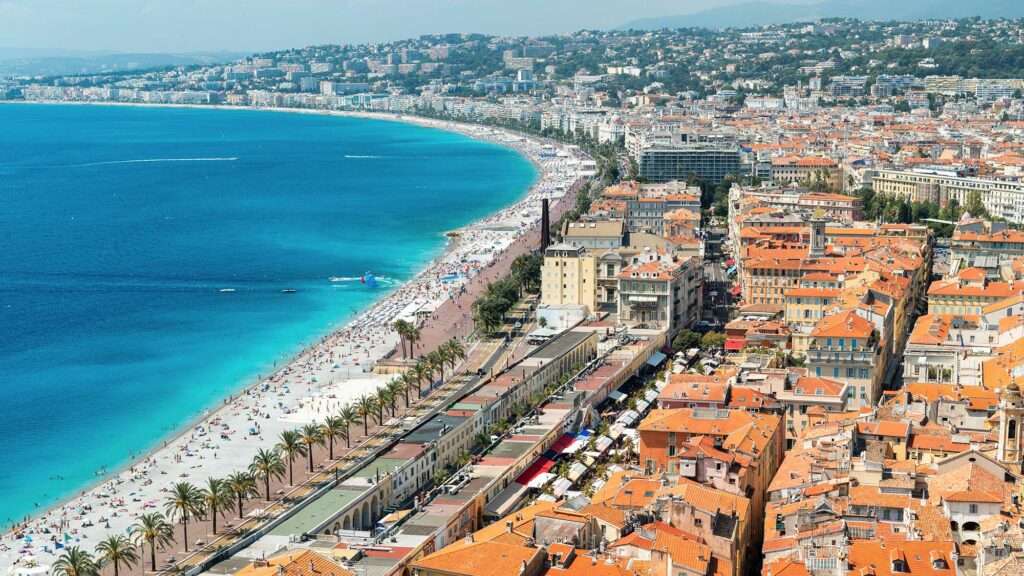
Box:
0, 101, 586, 570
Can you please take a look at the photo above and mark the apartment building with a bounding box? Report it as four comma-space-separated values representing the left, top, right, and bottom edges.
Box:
541, 243, 598, 313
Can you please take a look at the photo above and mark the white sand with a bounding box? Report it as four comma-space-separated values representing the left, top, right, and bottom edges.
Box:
0, 105, 586, 572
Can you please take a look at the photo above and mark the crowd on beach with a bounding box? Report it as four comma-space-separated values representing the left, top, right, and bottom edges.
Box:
0, 114, 585, 573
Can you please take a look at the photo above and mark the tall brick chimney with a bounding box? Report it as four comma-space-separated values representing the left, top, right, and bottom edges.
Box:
541, 198, 550, 251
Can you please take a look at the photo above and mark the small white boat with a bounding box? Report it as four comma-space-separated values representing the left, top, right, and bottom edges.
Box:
218, 288, 235, 293
281, 289, 298, 294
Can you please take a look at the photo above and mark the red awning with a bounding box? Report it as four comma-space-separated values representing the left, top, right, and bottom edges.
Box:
725, 259, 736, 266
514, 457, 555, 485
730, 285, 742, 296
725, 338, 745, 351
549, 434, 575, 455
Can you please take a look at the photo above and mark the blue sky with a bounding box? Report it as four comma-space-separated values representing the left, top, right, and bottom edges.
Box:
0, 0, 760, 53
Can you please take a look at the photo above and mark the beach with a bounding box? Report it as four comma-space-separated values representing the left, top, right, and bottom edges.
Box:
0, 106, 587, 574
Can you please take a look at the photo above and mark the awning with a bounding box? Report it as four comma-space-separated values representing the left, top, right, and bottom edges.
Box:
515, 457, 555, 485
548, 434, 575, 455
731, 285, 742, 296
725, 338, 745, 351
551, 478, 573, 498
726, 265, 737, 275
635, 400, 650, 413
644, 390, 658, 403
608, 390, 626, 402
646, 351, 668, 367
567, 462, 588, 482
725, 259, 735, 266
526, 472, 555, 489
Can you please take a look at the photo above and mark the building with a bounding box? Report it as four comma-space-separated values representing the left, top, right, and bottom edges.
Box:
616, 248, 703, 334
541, 243, 598, 314
638, 143, 744, 184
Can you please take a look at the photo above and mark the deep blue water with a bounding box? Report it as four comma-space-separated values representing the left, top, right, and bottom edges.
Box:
0, 104, 535, 522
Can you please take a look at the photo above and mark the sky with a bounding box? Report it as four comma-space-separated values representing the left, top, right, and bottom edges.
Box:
0, 0, 758, 54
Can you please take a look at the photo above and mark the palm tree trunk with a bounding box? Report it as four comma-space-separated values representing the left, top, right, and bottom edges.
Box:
150, 541, 156, 572
183, 517, 190, 552
307, 447, 314, 472
264, 476, 271, 501
345, 426, 351, 448
363, 417, 369, 436
114, 562, 120, 576
212, 507, 218, 534
288, 459, 294, 485
238, 495, 244, 518
328, 437, 334, 460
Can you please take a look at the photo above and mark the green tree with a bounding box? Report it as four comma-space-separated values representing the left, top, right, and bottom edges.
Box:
52, 547, 98, 576
298, 423, 325, 473
701, 331, 727, 350
95, 535, 138, 576
198, 477, 233, 534
248, 448, 286, 501
672, 330, 701, 352
163, 482, 202, 552
277, 429, 308, 484
225, 471, 258, 519
131, 513, 175, 572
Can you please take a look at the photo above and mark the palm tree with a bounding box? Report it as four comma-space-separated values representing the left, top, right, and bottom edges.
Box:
426, 351, 443, 385
225, 471, 258, 519
276, 429, 307, 485
322, 415, 346, 460
338, 405, 359, 448
248, 448, 286, 501
95, 534, 139, 576
355, 395, 377, 436
408, 326, 422, 355
454, 449, 473, 469
443, 339, 466, 374
199, 477, 233, 534
375, 387, 393, 422
410, 361, 430, 398
52, 547, 97, 576
392, 319, 412, 358
164, 482, 202, 552
397, 373, 415, 407
131, 512, 175, 573
298, 424, 325, 473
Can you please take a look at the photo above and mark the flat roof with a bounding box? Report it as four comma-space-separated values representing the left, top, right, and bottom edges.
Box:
351, 457, 411, 479
268, 487, 365, 537
404, 413, 469, 443
531, 330, 592, 360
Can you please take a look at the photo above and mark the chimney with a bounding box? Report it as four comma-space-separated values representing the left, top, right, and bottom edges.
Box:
507, 520, 514, 533
541, 199, 550, 251
519, 560, 529, 575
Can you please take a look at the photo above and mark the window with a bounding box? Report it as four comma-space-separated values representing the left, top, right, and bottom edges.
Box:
969, 504, 978, 514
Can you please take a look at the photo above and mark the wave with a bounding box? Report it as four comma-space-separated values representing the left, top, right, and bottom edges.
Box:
71, 157, 239, 167
343, 155, 383, 159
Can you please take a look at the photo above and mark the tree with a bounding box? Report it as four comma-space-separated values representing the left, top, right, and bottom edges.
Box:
163, 482, 202, 552
427, 350, 445, 383
52, 547, 98, 576
672, 330, 701, 352
392, 319, 413, 358
298, 424, 325, 473
199, 477, 233, 534
338, 405, 360, 448
355, 395, 378, 436
442, 339, 467, 374
410, 361, 430, 398
277, 429, 308, 484
399, 371, 416, 406
700, 331, 727, 350
964, 190, 989, 218
376, 386, 397, 420
225, 471, 258, 519
322, 415, 345, 460
95, 535, 138, 576
248, 448, 286, 501
131, 513, 175, 573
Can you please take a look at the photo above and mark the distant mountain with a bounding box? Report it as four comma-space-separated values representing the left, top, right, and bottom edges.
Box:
0, 49, 248, 76
620, 0, 1024, 30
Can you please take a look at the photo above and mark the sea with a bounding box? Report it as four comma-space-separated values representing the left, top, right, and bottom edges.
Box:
0, 104, 536, 523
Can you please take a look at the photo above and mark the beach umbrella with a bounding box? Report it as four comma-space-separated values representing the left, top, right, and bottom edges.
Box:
23, 536, 31, 543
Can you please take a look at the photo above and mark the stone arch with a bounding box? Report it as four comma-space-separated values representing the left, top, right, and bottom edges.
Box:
963, 521, 981, 532
361, 501, 371, 530
371, 495, 379, 523
342, 514, 352, 531
950, 520, 959, 532
333, 521, 341, 535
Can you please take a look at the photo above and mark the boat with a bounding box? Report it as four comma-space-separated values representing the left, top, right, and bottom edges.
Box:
281, 289, 298, 294
218, 288, 235, 293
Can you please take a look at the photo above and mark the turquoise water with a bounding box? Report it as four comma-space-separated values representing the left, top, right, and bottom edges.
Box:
0, 104, 536, 522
